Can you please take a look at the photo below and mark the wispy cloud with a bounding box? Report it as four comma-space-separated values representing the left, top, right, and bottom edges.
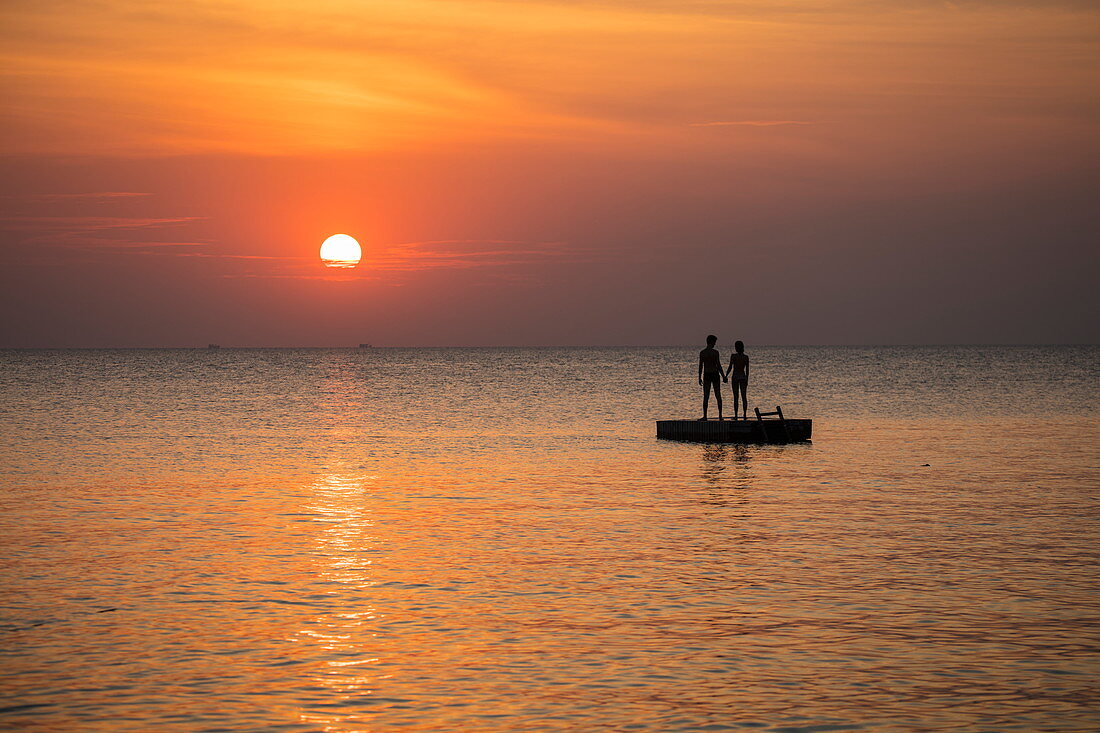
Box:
0, 195, 601, 281
2, 216, 200, 232
0, 214, 207, 251
372, 239, 586, 271
688, 120, 816, 127
220, 239, 602, 282
0, 192, 151, 202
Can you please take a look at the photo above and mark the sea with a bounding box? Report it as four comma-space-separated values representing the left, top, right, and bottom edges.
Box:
1, 346, 1097, 731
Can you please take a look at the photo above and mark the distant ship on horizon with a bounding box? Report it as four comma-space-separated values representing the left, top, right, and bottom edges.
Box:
207, 344, 220, 349
358, 343, 373, 348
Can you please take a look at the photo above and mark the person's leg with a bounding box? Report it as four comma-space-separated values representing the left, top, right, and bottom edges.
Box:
739, 381, 748, 418
702, 378, 712, 419
732, 379, 740, 418
715, 379, 723, 420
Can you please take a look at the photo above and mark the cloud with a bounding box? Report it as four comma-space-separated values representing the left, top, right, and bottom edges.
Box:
372, 239, 589, 270
2, 215, 200, 231
0, 190, 611, 282
0, 192, 151, 202
0, 214, 207, 251
688, 120, 817, 127
1, 210, 591, 280
219, 239, 601, 282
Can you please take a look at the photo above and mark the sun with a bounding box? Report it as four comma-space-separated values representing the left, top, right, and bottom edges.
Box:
319, 234, 362, 268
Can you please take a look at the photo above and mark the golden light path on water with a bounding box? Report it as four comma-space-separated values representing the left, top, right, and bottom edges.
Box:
296, 472, 382, 731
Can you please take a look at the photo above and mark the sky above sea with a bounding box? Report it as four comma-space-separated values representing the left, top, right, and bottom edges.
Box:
1, 1, 1097, 347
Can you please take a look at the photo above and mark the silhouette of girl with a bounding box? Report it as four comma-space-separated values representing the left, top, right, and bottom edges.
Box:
726, 340, 749, 419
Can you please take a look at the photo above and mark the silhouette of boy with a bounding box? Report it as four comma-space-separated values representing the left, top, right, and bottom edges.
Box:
698, 334, 726, 420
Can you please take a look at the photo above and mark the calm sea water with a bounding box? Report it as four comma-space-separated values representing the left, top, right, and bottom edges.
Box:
1, 346, 1097, 731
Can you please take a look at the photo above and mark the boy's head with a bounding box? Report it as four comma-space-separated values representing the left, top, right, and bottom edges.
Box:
706, 334, 717, 346
735, 340, 744, 353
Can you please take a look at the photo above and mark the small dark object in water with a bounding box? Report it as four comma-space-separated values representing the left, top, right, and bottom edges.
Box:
207, 344, 220, 349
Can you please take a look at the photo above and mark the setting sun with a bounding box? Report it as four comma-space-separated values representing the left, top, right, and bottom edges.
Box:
319, 234, 361, 269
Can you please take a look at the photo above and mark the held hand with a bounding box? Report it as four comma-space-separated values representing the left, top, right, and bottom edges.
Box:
723, 376, 728, 382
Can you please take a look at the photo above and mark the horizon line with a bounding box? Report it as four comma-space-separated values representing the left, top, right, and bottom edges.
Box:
1, 343, 1096, 350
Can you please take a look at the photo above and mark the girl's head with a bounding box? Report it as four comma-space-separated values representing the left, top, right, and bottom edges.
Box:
706, 334, 717, 346
735, 340, 744, 353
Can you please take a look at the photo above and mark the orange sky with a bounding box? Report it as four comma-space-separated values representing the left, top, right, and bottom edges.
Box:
1, 0, 1097, 345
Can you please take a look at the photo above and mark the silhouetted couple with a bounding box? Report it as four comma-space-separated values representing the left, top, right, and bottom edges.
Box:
698, 335, 749, 420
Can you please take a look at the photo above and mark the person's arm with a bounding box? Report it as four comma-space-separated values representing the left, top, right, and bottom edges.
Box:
745, 356, 749, 381
698, 353, 703, 385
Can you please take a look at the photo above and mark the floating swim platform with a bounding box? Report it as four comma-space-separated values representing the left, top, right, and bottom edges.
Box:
657, 407, 811, 444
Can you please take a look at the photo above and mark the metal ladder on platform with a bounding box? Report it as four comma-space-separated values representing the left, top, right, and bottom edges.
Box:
754, 405, 790, 443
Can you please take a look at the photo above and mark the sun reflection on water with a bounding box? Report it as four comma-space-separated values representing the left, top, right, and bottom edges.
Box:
293, 471, 386, 730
